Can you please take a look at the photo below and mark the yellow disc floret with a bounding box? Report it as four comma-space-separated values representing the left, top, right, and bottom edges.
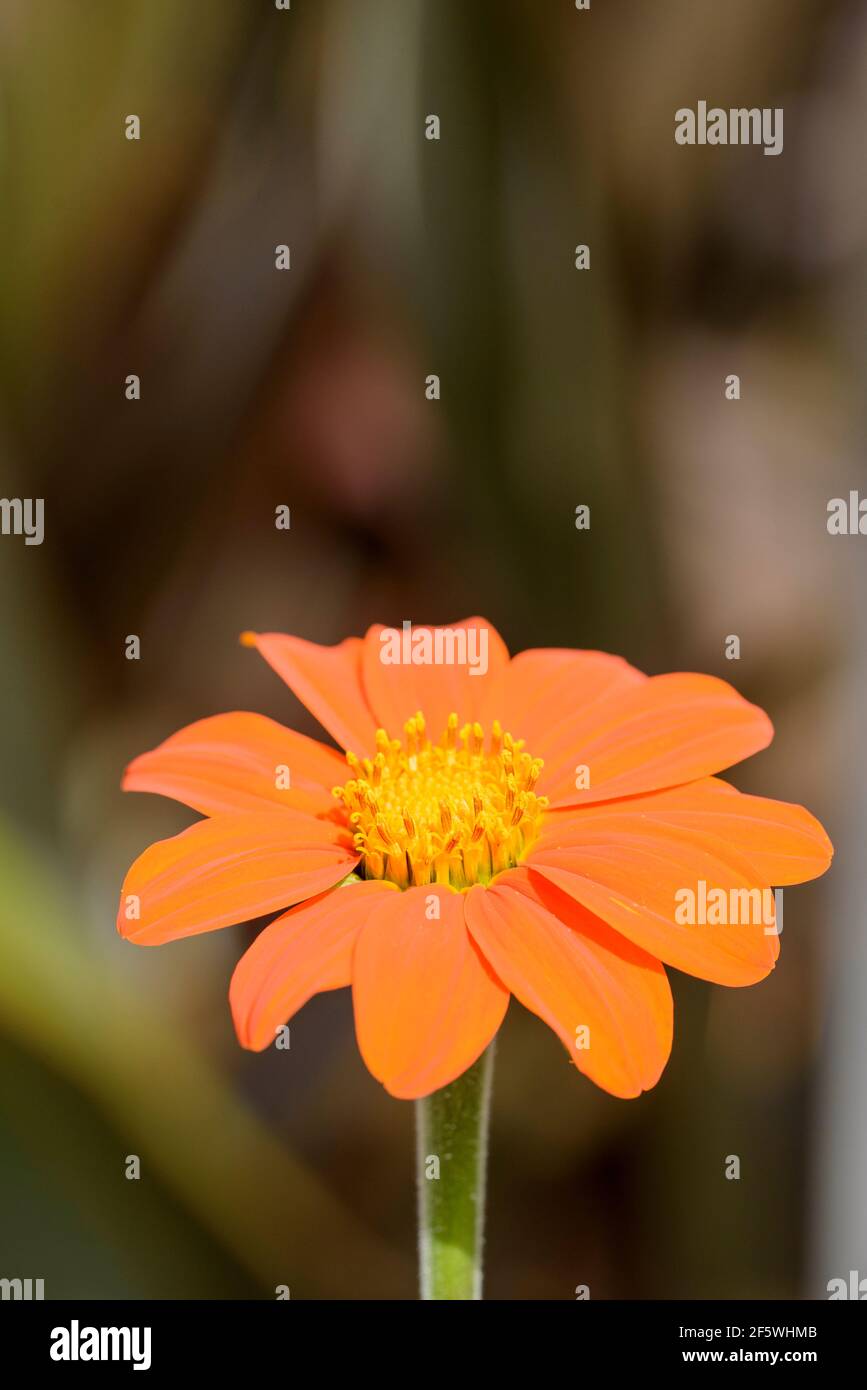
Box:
333, 711, 548, 889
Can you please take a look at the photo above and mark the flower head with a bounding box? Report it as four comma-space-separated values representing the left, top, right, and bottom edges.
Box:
118, 618, 832, 1100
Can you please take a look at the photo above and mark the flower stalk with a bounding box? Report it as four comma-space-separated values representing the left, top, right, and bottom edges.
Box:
415, 1042, 495, 1300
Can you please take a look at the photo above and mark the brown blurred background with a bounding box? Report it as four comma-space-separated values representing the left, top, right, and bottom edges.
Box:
1, 0, 865, 1299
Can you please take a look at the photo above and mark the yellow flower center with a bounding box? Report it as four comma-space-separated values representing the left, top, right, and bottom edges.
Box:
333, 711, 548, 889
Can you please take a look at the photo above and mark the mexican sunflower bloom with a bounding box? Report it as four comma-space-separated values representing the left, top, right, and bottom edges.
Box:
118, 617, 833, 1298
118, 618, 832, 1103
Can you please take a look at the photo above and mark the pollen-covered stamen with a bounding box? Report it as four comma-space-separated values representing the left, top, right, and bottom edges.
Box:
332, 710, 548, 889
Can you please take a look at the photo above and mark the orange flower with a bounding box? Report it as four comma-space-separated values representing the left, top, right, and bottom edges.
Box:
118, 618, 832, 1100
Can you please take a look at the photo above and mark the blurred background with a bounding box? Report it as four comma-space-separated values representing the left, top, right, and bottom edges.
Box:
1, 0, 865, 1299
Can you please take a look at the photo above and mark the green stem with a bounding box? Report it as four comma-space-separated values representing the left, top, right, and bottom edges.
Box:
415, 1043, 495, 1300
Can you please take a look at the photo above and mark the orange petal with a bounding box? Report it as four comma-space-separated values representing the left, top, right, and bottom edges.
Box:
361, 617, 509, 736
352, 884, 509, 1099
117, 810, 357, 945
466, 869, 672, 1098
241, 631, 379, 756
537, 778, 833, 886
526, 819, 779, 985
230, 879, 398, 1051
501, 647, 646, 749
533, 672, 773, 807
123, 712, 346, 817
